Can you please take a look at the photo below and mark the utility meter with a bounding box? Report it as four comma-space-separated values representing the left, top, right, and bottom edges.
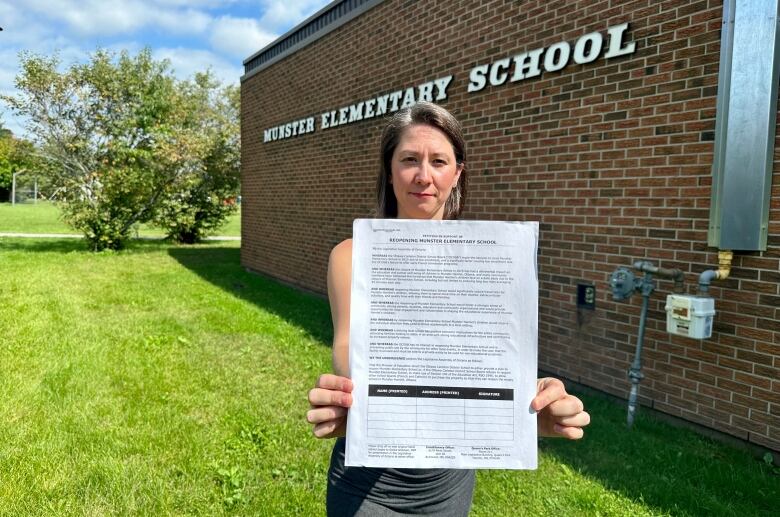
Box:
610, 268, 639, 301
665, 294, 715, 339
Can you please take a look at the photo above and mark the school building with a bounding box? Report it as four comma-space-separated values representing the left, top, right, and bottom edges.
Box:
240, 0, 780, 453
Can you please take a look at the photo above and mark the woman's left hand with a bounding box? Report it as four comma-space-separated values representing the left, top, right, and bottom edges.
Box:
531, 377, 590, 439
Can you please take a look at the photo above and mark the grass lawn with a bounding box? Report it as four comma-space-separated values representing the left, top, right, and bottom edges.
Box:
0, 238, 776, 515
0, 201, 241, 237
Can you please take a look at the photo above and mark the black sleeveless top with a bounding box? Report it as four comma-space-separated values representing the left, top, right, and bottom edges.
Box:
326, 438, 476, 516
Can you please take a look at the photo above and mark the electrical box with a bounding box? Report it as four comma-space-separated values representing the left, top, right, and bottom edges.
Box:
665, 295, 715, 339
577, 283, 596, 310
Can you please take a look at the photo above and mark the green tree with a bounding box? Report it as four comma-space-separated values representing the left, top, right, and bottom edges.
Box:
2, 49, 194, 250
0, 123, 39, 202
0, 118, 12, 197
153, 72, 240, 243
0, 139, 13, 201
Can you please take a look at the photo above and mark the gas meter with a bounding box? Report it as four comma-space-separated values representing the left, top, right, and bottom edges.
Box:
609, 268, 639, 301
665, 294, 715, 339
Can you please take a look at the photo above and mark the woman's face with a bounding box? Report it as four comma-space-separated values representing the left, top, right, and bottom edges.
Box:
390, 124, 463, 220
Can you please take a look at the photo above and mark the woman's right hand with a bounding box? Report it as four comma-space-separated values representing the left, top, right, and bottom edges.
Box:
307, 374, 354, 438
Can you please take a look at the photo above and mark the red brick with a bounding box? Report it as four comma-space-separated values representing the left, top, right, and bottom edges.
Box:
731, 415, 769, 436
243, 0, 779, 454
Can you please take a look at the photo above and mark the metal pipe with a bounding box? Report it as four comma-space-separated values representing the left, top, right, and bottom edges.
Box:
612, 259, 682, 427
11, 171, 17, 206
698, 250, 733, 294
633, 260, 685, 293
698, 269, 719, 294
627, 272, 653, 428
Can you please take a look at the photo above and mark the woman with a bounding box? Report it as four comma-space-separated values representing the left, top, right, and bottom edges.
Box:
307, 102, 590, 516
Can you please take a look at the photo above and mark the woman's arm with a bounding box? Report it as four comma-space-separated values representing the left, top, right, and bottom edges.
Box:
328, 239, 352, 377
306, 240, 354, 439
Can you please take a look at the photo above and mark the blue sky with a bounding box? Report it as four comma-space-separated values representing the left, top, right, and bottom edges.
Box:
0, 0, 332, 136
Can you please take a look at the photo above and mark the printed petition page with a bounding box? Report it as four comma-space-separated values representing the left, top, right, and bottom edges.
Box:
346, 219, 538, 469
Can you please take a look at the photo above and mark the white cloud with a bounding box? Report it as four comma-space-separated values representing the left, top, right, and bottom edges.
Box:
0, 2, 48, 47
0, 0, 333, 136
21, 0, 213, 37
209, 16, 277, 59
154, 8, 213, 35
155, 0, 240, 7
0, 49, 26, 136
23, 0, 146, 35
154, 47, 243, 85
259, 0, 329, 30
0, 0, 19, 21
0, 54, 20, 107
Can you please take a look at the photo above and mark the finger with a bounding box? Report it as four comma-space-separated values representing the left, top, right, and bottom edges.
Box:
316, 374, 353, 392
555, 411, 590, 428
313, 418, 344, 438
543, 396, 585, 418
308, 388, 353, 408
306, 405, 348, 425
553, 424, 584, 440
531, 379, 566, 412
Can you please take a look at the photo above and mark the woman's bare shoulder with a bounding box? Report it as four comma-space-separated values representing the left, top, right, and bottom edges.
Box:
328, 239, 352, 298
330, 239, 353, 263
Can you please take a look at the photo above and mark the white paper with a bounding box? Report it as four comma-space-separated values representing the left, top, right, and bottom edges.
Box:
345, 219, 538, 469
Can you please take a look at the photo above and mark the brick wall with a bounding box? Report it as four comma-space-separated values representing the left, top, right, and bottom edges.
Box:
241, 0, 779, 452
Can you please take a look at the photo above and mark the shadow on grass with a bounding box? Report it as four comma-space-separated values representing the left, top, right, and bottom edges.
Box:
166, 245, 778, 515
0, 237, 173, 254
168, 246, 333, 346
0, 237, 86, 253
540, 390, 778, 516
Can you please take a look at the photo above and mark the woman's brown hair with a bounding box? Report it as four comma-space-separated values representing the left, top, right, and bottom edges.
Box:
376, 102, 467, 219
